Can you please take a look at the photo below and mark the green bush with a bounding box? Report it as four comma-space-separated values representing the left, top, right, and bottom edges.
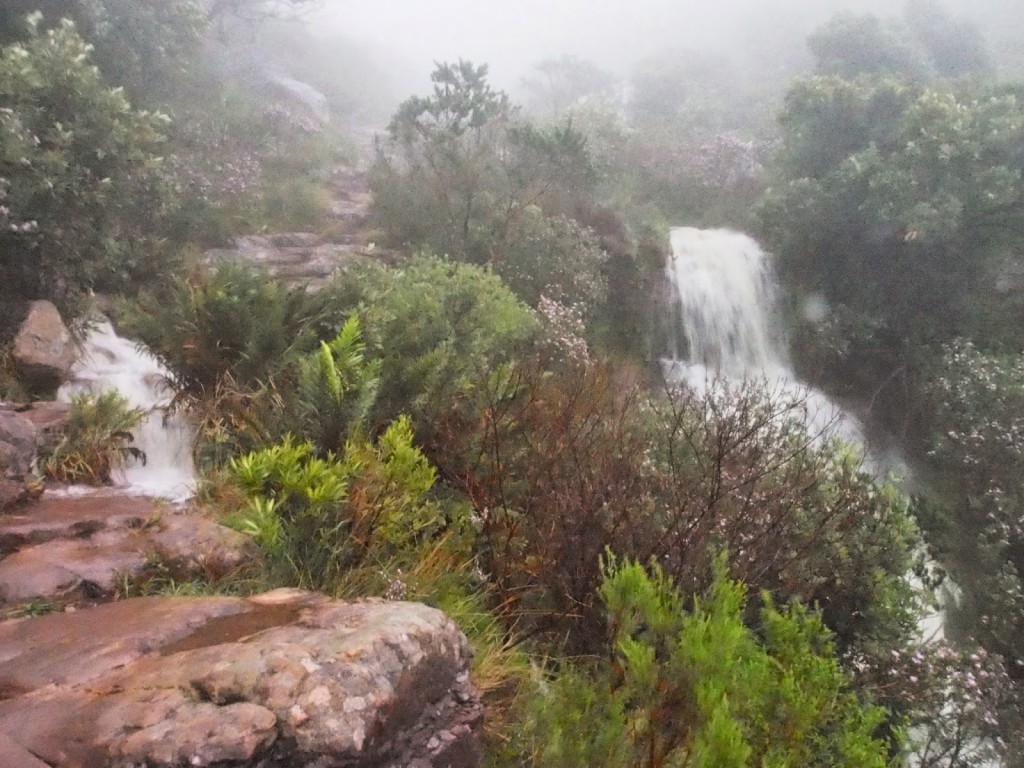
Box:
226, 417, 441, 591
525, 554, 892, 768
0, 15, 173, 327
120, 262, 337, 398
42, 390, 145, 484
347, 256, 539, 454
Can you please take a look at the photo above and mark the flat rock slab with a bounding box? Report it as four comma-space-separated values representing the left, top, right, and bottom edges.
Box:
0, 495, 254, 605
0, 590, 482, 768
204, 235, 373, 291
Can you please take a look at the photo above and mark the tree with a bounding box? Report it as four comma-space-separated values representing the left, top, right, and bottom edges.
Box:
761, 75, 1024, 393
904, 0, 992, 80
808, 12, 926, 81
0, 16, 172, 328
372, 60, 598, 269
521, 55, 614, 121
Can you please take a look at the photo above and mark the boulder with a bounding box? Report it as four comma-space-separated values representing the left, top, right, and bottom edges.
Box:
0, 409, 40, 512
14, 401, 71, 454
0, 590, 483, 768
11, 301, 76, 392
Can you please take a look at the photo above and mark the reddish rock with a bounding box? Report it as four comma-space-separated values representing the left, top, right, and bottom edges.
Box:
11, 301, 76, 392
0, 495, 255, 604
0, 591, 483, 768
0, 408, 41, 513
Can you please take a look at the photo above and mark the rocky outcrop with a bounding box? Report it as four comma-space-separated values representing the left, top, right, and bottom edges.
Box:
0, 590, 483, 767
15, 400, 71, 455
204, 233, 374, 291
0, 407, 49, 512
0, 399, 73, 511
0, 495, 254, 605
11, 301, 76, 393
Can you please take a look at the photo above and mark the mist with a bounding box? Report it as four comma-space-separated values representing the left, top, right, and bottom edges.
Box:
305, 0, 1010, 103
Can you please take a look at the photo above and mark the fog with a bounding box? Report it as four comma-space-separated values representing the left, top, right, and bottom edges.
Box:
305, 0, 1014, 100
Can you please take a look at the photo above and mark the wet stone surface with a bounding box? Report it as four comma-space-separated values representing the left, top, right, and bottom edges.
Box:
0, 590, 483, 768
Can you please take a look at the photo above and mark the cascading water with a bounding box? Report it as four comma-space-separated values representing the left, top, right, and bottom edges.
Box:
57, 320, 195, 501
663, 226, 864, 449
661, 226, 954, 638
666, 227, 785, 377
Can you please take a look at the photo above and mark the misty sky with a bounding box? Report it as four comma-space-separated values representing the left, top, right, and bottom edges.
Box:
309, 0, 904, 89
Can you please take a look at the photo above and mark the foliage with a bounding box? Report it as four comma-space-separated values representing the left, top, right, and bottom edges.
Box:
346, 256, 539, 454
904, 0, 992, 80
0, 16, 172, 326
876, 641, 1022, 767
521, 55, 614, 121
227, 419, 440, 590
808, 13, 926, 81
290, 315, 380, 456
120, 262, 337, 399
72, 0, 208, 105
807, 6, 991, 83
924, 341, 1024, 672
762, 75, 1024, 391
42, 390, 145, 484
372, 61, 597, 267
454, 356, 917, 657
493, 208, 607, 316
525, 555, 892, 768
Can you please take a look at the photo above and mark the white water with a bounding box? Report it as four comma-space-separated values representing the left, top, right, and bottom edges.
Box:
662, 227, 951, 637
57, 321, 195, 502
663, 227, 869, 456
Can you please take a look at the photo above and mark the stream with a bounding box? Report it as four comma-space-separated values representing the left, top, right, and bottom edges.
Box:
57, 320, 196, 502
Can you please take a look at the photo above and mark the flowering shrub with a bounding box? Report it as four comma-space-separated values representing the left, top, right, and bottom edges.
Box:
884, 642, 1021, 767
495, 209, 608, 318
536, 295, 590, 368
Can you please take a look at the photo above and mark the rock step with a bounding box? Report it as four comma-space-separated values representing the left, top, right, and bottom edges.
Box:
203, 234, 377, 290
0, 495, 254, 607
0, 590, 482, 767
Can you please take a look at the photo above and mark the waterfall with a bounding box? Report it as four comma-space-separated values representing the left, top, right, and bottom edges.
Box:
661, 227, 955, 638
57, 320, 195, 501
663, 226, 862, 449
666, 227, 786, 376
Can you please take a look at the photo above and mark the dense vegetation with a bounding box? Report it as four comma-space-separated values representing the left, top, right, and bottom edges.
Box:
3, 0, 1024, 766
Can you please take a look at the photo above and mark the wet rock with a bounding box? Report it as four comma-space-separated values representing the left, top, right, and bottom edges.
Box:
0, 591, 483, 768
0, 495, 255, 604
204, 234, 372, 291
16, 401, 71, 454
0, 408, 40, 512
12, 301, 76, 393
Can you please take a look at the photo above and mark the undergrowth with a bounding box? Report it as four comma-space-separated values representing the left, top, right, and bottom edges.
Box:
42, 390, 146, 484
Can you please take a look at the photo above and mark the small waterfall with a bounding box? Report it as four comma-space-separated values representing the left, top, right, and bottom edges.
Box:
57, 320, 195, 501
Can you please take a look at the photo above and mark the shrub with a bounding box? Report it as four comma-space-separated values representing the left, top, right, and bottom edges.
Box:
289, 315, 380, 455
42, 390, 145, 484
120, 262, 337, 398
459, 360, 917, 657
349, 256, 539, 454
525, 554, 892, 768
226, 417, 441, 591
